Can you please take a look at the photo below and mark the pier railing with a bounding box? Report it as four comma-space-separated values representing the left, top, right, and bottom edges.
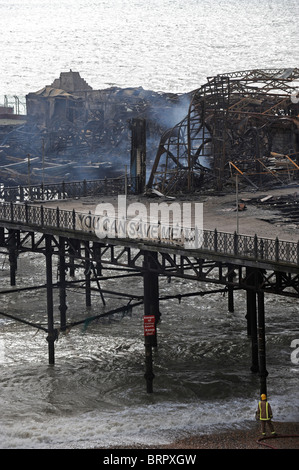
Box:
0, 176, 140, 202
0, 201, 298, 267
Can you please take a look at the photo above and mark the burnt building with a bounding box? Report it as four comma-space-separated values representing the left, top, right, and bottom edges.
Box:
0, 71, 186, 186
2, 69, 298, 191
26, 86, 84, 128
148, 68, 299, 194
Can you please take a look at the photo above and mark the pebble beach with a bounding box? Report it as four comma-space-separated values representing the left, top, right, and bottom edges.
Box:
153, 422, 299, 450
104, 422, 299, 450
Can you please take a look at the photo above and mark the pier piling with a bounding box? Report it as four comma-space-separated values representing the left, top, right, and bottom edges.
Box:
257, 289, 268, 395
84, 241, 91, 308
0, 191, 297, 396
45, 235, 55, 365
59, 237, 67, 332
246, 268, 259, 374
227, 264, 235, 312
8, 229, 17, 286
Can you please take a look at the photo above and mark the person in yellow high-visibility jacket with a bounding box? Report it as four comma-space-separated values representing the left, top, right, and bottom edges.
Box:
256, 394, 276, 436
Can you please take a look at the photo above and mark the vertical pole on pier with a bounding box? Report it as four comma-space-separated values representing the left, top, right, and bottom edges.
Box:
257, 288, 268, 396
59, 237, 67, 332
45, 235, 55, 365
143, 252, 160, 393
85, 241, 91, 308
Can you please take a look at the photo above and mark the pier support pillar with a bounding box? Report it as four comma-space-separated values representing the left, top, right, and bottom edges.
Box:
246, 268, 259, 373
46, 235, 55, 365
257, 289, 268, 396
227, 264, 234, 313
84, 241, 91, 308
250, 294, 259, 374
93, 242, 103, 277
68, 239, 79, 277
143, 252, 160, 393
59, 237, 67, 332
8, 230, 18, 286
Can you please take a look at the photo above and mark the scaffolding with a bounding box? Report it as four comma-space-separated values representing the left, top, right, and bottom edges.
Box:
147, 68, 299, 194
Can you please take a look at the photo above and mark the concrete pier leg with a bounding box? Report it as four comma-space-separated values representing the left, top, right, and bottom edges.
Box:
45, 235, 55, 365
143, 252, 160, 393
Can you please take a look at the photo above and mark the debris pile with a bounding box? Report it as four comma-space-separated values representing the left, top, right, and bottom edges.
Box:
246, 192, 299, 226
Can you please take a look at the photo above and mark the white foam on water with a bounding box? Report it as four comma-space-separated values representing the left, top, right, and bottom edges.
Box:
0, 399, 257, 449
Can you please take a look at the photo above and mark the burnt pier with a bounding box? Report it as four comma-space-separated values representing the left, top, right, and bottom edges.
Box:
0, 178, 298, 396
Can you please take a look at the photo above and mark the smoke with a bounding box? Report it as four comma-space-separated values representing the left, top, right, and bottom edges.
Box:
147, 92, 191, 130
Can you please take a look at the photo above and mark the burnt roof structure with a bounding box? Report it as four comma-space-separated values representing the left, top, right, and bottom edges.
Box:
147, 68, 299, 194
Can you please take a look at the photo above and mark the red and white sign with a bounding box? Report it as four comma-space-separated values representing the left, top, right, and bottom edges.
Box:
144, 315, 156, 336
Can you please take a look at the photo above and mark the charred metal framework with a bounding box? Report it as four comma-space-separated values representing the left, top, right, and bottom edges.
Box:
0, 200, 298, 394
148, 68, 299, 194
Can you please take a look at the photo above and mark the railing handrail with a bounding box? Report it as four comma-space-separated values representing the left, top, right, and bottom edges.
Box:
0, 201, 298, 267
